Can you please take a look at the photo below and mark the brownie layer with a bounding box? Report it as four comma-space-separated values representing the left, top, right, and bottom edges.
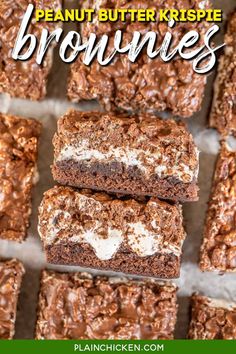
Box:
0, 113, 41, 242
46, 243, 180, 279
36, 270, 178, 339
38, 186, 186, 278
209, 11, 236, 137
0, 0, 61, 100
68, 0, 210, 117
188, 294, 236, 339
200, 144, 236, 273
52, 110, 199, 202
53, 162, 198, 202
0, 259, 25, 339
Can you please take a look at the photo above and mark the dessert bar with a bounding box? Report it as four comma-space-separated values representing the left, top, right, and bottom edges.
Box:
0, 259, 25, 339
188, 294, 236, 339
36, 270, 178, 339
209, 11, 236, 137
38, 186, 186, 278
0, 0, 61, 100
200, 144, 236, 273
52, 110, 199, 202
0, 113, 41, 242
68, 0, 210, 117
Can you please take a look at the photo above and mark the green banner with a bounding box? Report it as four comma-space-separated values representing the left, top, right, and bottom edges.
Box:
0, 340, 236, 354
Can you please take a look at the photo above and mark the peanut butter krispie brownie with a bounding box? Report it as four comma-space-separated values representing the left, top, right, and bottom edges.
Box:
0, 259, 25, 339
188, 294, 236, 339
38, 186, 186, 278
36, 270, 178, 339
68, 0, 211, 117
0, 0, 61, 100
200, 144, 236, 273
52, 110, 199, 202
0, 113, 41, 242
210, 11, 236, 137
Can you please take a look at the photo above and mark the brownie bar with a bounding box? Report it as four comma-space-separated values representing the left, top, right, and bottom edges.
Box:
38, 186, 186, 278
188, 294, 236, 339
0, 0, 61, 100
0, 259, 25, 339
68, 0, 210, 117
200, 144, 236, 273
52, 110, 199, 202
209, 11, 236, 137
0, 113, 41, 242
36, 270, 178, 339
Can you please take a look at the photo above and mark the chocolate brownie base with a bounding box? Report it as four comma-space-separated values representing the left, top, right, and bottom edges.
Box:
0, 0, 61, 100
38, 186, 186, 279
200, 144, 236, 273
46, 243, 180, 279
188, 294, 236, 339
53, 162, 198, 202
68, 0, 210, 117
0, 259, 25, 339
36, 270, 178, 339
0, 113, 41, 242
209, 11, 236, 137
52, 110, 199, 202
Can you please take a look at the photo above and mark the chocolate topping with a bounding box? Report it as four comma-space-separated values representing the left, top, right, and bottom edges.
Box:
0, 259, 25, 339
0, 113, 41, 242
188, 294, 236, 339
209, 11, 236, 137
36, 270, 178, 339
68, 0, 210, 117
0, 0, 61, 100
200, 144, 236, 273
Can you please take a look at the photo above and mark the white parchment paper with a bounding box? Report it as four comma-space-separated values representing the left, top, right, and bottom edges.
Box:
0, 0, 235, 339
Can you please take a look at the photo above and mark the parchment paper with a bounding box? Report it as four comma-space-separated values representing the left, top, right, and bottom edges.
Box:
0, 0, 235, 339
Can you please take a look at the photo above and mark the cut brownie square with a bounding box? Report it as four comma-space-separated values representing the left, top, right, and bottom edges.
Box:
0, 113, 41, 242
209, 11, 236, 137
68, 0, 210, 117
200, 144, 236, 273
52, 110, 199, 202
188, 294, 236, 339
0, 0, 61, 100
38, 186, 186, 279
36, 270, 178, 339
0, 259, 25, 339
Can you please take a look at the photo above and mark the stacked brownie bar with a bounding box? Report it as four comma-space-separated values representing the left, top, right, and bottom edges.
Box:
0, 113, 41, 242
36, 270, 178, 339
38, 186, 186, 278
209, 11, 236, 137
52, 111, 199, 202
0, 0, 61, 100
68, 0, 210, 117
38, 110, 200, 279
0, 259, 25, 339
